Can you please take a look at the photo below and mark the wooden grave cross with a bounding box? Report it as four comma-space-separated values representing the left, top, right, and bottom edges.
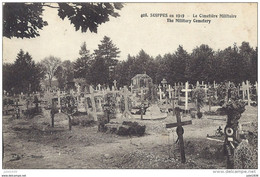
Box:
204, 84, 209, 100
158, 85, 163, 101
97, 84, 101, 91
130, 83, 134, 93
181, 82, 192, 111
122, 86, 133, 119
167, 85, 174, 99
196, 81, 200, 88
166, 107, 192, 163
140, 87, 144, 120
113, 80, 117, 89
246, 80, 251, 106
241, 81, 247, 101
89, 86, 98, 121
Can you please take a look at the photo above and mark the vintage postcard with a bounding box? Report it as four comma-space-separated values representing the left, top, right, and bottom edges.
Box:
2, 2, 258, 176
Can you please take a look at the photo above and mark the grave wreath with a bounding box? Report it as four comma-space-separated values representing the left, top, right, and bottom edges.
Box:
103, 93, 116, 122
120, 96, 132, 113
191, 88, 206, 118
217, 82, 246, 169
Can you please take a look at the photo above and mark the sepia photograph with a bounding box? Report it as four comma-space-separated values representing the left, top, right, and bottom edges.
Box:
1, 2, 258, 176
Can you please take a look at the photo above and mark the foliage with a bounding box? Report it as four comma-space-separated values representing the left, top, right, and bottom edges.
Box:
3, 49, 45, 94
55, 60, 74, 90
24, 107, 42, 118
74, 42, 93, 82
3, 3, 47, 38
217, 81, 246, 129
103, 93, 116, 114
41, 56, 61, 88
3, 3, 123, 39
112, 42, 257, 86
71, 117, 94, 127
92, 36, 120, 85
60, 95, 77, 115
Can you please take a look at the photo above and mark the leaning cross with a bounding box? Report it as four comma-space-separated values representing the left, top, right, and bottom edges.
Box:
181, 82, 192, 111
166, 107, 192, 163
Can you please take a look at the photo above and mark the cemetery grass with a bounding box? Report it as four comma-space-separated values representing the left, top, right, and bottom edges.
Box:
3, 106, 257, 169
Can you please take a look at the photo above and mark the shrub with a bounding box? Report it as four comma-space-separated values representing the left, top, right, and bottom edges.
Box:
197, 112, 203, 119
24, 107, 42, 118
117, 121, 146, 136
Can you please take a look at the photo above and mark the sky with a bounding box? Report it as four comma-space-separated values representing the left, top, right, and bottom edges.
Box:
2, 3, 257, 63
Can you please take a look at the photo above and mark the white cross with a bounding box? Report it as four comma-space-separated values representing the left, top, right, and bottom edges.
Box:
181, 81, 192, 111
174, 83, 177, 98
213, 81, 216, 88
167, 85, 174, 99
241, 81, 247, 100
97, 84, 101, 91
255, 81, 258, 95
130, 83, 134, 93
158, 86, 163, 101
204, 84, 208, 99
246, 80, 251, 106
113, 80, 117, 89
196, 81, 200, 88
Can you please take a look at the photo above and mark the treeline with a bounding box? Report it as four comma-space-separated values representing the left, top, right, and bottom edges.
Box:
3, 37, 257, 94
115, 42, 257, 87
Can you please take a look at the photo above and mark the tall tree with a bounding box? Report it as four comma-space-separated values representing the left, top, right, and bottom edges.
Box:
41, 56, 61, 88
7, 49, 44, 93
93, 36, 120, 85
3, 63, 14, 92
74, 42, 93, 82
186, 44, 214, 83
55, 60, 74, 90
3, 3, 123, 39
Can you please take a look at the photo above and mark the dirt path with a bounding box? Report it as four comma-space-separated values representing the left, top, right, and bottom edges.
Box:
3, 106, 257, 169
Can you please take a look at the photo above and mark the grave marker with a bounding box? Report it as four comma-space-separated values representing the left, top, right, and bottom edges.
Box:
246, 80, 251, 106
166, 107, 192, 163
181, 82, 192, 111
113, 80, 117, 89
122, 86, 133, 119
167, 85, 174, 99
158, 85, 163, 101
90, 86, 98, 121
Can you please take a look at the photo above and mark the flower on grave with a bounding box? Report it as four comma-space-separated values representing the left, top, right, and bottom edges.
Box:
103, 93, 116, 114
191, 88, 206, 113
61, 95, 77, 115
120, 97, 132, 113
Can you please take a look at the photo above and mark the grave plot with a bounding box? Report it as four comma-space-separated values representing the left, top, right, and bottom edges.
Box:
2, 79, 258, 169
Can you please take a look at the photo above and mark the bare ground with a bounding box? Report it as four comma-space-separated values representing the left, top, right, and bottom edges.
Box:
2, 106, 257, 169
